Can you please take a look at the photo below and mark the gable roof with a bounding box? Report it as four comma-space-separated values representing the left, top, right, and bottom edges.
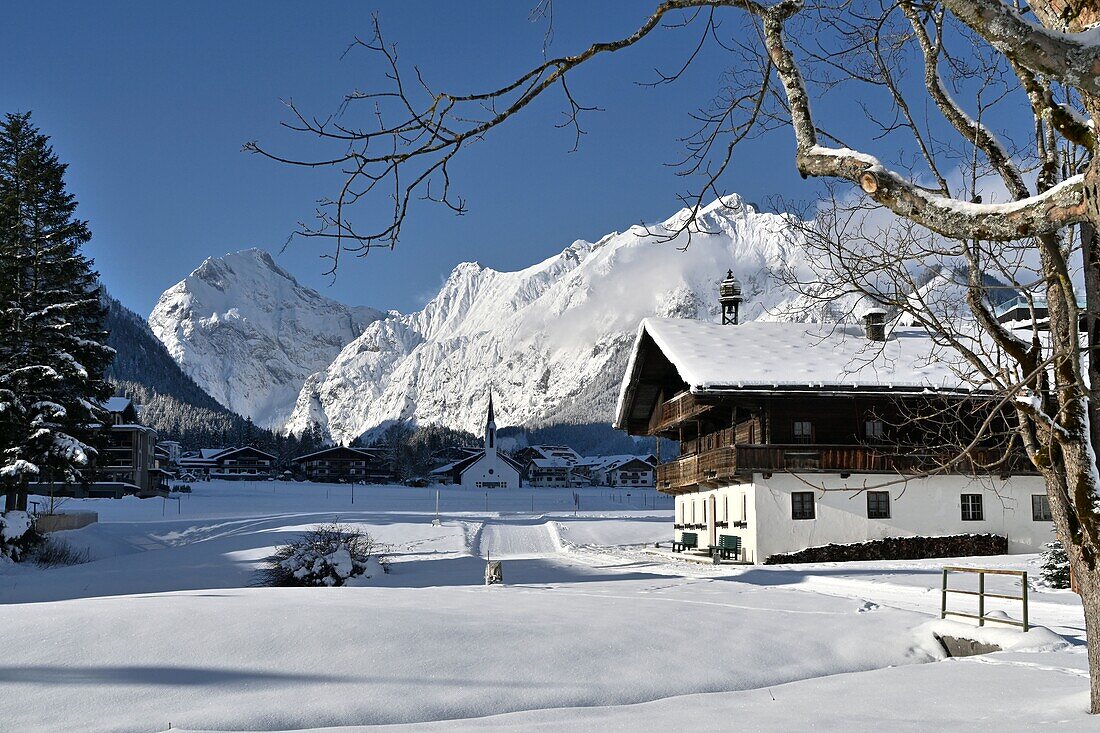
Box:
214, 446, 276, 461
431, 450, 523, 477
616, 317, 979, 430
292, 446, 385, 463
102, 396, 133, 414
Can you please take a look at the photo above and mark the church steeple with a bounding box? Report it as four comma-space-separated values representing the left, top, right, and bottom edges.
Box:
485, 390, 496, 452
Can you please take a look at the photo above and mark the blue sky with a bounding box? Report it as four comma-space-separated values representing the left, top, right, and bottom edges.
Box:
4, 1, 836, 315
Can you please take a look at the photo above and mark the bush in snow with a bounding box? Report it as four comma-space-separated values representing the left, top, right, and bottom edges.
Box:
30, 536, 90, 567
257, 523, 387, 587
1041, 540, 1071, 589
0, 511, 42, 562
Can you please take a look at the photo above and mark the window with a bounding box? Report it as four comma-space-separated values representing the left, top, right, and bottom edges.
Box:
865, 420, 885, 442
867, 491, 890, 519
793, 421, 813, 444
791, 492, 815, 520
1032, 495, 1053, 522
961, 494, 984, 521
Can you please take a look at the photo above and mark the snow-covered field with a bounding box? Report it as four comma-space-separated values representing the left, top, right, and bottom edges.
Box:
0, 481, 1092, 731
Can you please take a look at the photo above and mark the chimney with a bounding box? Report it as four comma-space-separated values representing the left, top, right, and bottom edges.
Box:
719, 269, 743, 325
862, 308, 887, 341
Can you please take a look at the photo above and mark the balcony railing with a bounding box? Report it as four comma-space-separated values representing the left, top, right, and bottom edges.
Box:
653, 392, 713, 433
657, 443, 1035, 493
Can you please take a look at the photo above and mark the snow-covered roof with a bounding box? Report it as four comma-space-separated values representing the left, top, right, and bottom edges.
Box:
199, 448, 228, 459
102, 397, 132, 414
579, 454, 657, 471
292, 446, 383, 463
616, 317, 978, 430
529, 457, 575, 469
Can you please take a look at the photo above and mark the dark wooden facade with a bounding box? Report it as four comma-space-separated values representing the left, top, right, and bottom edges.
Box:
292, 446, 395, 483
642, 391, 1033, 494
616, 325, 1035, 496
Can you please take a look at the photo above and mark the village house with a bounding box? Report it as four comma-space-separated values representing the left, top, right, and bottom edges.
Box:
179, 446, 276, 481
430, 393, 522, 488
575, 454, 658, 488
292, 446, 395, 483
515, 445, 586, 488
614, 272, 1051, 563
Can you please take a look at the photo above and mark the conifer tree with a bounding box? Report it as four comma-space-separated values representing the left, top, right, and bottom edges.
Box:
0, 112, 113, 513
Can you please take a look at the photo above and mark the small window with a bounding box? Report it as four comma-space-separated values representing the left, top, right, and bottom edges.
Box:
961, 494, 984, 521
793, 421, 813, 444
867, 491, 890, 519
1032, 495, 1052, 522
865, 420, 885, 442
791, 492, 815, 520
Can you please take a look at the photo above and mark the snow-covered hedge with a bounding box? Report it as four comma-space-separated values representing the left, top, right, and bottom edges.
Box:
1, 511, 42, 562
257, 523, 387, 587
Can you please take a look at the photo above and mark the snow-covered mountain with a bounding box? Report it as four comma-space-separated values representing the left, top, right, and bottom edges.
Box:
148, 248, 384, 428
284, 196, 846, 444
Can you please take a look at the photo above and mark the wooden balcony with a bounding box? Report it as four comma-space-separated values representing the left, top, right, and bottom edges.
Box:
657, 443, 1035, 494
652, 391, 713, 433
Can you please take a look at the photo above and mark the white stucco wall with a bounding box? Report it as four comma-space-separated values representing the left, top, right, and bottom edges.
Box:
674, 473, 1054, 563
754, 473, 1053, 560
459, 452, 521, 489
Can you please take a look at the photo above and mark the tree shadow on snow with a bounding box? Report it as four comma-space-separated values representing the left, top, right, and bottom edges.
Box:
720, 566, 943, 587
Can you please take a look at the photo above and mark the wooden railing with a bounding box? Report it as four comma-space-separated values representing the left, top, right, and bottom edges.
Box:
737, 444, 1033, 474
654, 391, 713, 432
657, 443, 1035, 492
941, 566, 1029, 631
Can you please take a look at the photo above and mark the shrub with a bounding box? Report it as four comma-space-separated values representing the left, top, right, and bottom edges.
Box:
1041, 540, 1071, 589
30, 536, 90, 567
0, 511, 42, 562
257, 523, 386, 587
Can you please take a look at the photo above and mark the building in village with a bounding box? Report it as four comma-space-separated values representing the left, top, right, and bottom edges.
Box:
430, 393, 522, 488
30, 396, 167, 499
515, 446, 657, 488
577, 455, 658, 488
178, 446, 276, 480
292, 446, 395, 483
614, 271, 1051, 563
515, 445, 587, 488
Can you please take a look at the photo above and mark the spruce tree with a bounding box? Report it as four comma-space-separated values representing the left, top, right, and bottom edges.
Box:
0, 112, 113, 514
1041, 540, 1071, 589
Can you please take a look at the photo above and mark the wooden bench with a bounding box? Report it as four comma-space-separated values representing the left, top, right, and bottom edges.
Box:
711, 534, 741, 560
672, 531, 698, 553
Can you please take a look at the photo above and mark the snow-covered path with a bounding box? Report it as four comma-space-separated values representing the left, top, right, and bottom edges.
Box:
469, 519, 560, 558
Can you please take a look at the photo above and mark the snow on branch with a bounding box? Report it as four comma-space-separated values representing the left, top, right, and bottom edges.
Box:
941, 0, 1100, 98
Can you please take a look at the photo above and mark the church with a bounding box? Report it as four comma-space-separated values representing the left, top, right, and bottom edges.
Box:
430, 393, 523, 488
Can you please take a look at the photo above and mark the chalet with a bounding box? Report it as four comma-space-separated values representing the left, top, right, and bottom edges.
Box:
516, 445, 586, 488
571, 454, 657, 487
178, 448, 229, 479
603, 457, 657, 488
615, 279, 1051, 563
179, 446, 276, 480
292, 446, 395, 483
430, 393, 522, 488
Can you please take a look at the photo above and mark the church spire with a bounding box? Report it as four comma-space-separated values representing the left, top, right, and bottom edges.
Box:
485, 389, 496, 452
